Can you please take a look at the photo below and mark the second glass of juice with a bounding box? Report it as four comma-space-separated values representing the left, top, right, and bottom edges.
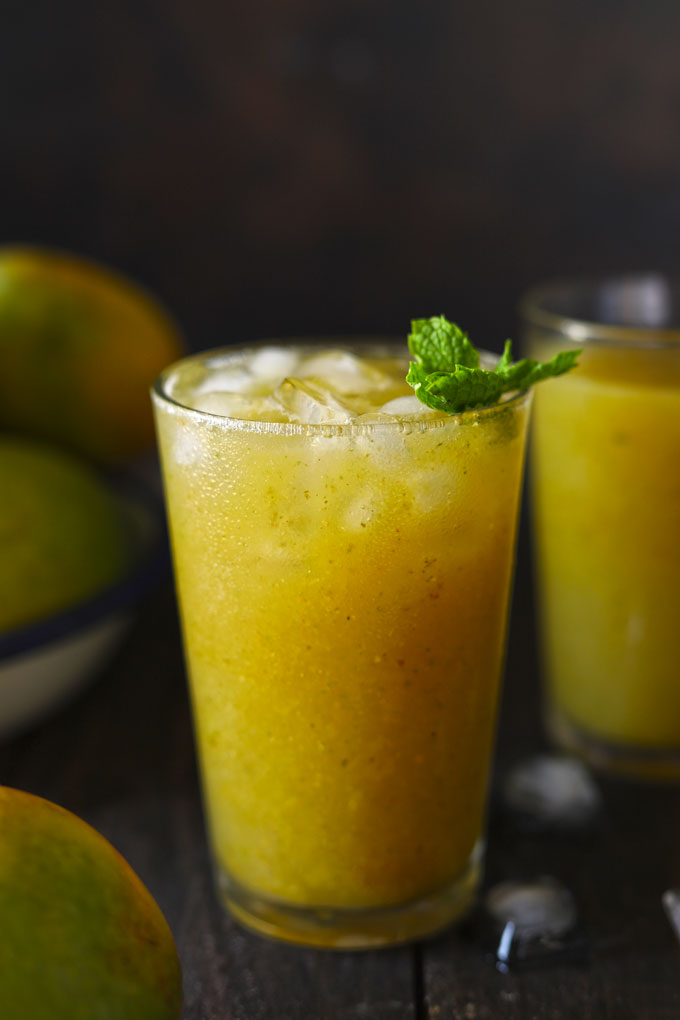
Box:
153, 343, 530, 947
523, 276, 680, 780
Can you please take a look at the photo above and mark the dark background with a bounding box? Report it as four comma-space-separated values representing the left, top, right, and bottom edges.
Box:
3, 0, 680, 351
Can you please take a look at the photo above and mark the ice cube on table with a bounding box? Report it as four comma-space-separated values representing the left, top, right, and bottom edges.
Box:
298, 350, 393, 395
273, 378, 355, 424
485, 878, 578, 942
248, 347, 300, 382
501, 755, 602, 831
482, 877, 587, 971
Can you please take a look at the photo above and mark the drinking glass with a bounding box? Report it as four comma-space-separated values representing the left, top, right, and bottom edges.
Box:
522, 276, 680, 780
153, 342, 530, 946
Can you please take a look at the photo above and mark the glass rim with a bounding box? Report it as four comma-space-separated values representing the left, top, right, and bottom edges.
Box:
520, 273, 680, 347
151, 339, 531, 437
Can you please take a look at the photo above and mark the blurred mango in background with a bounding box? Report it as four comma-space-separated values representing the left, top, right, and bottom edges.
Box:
0, 247, 182, 635
0, 437, 134, 632
0, 247, 184, 463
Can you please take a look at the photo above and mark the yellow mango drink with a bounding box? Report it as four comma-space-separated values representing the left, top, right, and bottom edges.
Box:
523, 276, 680, 779
153, 334, 532, 947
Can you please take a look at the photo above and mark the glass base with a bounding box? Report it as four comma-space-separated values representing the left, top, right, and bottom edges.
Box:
546, 702, 680, 782
216, 843, 483, 949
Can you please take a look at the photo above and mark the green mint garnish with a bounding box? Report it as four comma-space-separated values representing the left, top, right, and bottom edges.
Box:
407, 316, 580, 413
408, 316, 480, 372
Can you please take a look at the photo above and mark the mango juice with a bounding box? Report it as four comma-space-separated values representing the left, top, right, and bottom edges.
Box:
529, 335, 680, 775
153, 345, 530, 945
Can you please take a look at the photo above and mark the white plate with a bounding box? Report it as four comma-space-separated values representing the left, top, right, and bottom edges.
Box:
0, 481, 167, 739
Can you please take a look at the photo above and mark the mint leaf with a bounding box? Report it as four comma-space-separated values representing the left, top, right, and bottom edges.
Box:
494, 339, 514, 375
495, 349, 581, 390
408, 362, 503, 413
406, 316, 580, 413
406, 363, 448, 412
408, 316, 479, 372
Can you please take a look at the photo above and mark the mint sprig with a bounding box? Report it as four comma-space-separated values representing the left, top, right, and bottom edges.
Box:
408, 316, 480, 371
407, 317, 580, 413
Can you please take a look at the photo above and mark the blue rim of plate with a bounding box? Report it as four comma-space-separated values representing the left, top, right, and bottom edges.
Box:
0, 477, 170, 663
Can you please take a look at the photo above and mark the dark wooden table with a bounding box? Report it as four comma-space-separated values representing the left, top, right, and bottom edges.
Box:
3, 530, 680, 1020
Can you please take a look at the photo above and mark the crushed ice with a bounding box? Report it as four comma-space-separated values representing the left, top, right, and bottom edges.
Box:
172, 346, 441, 424
379, 395, 432, 416
273, 378, 354, 424
248, 346, 300, 381
298, 350, 392, 395
194, 365, 254, 394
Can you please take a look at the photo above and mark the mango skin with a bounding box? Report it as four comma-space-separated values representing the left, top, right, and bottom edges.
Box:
0, 786, 182, 1020
0, 247, 184, 462
0, 437, 132, 632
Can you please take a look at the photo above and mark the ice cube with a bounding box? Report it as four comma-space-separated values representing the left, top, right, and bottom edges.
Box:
379, 395, 434, 416
408, 466, 457, 514
483, 878, 587, 971
485, 878, 578, 941
341, 487, 395, 530
298, 350, 392, 395
193, 391, 257, 417
501, 755, 602, 831
195, 365, 254, 394
172, 425, 205, 466
353, 412, 396, 424
273, 378, 354, 424
192, 391, 282, 420
248, 347, 300, 381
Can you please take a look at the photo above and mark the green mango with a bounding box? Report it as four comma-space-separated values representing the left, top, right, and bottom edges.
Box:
0, 436, 132, 631
0, 786, 182, 1019
0, 247, 184, 463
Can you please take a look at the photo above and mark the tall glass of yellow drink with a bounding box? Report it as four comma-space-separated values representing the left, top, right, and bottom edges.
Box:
153, 342, 530, 947
523, 276, 680, 780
